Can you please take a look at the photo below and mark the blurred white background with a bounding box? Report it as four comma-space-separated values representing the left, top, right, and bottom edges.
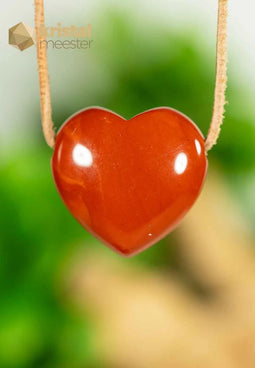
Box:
0, 0, 254, 147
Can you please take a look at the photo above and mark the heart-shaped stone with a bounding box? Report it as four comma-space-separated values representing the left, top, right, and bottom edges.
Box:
52, 107, 207, 256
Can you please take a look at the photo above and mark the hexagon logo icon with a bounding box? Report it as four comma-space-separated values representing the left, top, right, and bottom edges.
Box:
9, 22, 35, 51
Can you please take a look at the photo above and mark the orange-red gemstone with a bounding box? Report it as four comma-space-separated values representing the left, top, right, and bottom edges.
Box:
52, 107, 207, 256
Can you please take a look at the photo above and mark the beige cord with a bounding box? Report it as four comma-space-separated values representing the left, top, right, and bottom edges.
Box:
34, 0, 55, 148
34, 0, 228, 151
205, 0, 228, 152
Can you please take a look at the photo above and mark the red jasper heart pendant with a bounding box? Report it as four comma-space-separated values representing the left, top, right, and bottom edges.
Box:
52, 107, 207, 256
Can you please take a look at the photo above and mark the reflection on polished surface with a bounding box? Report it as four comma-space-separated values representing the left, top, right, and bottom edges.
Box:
174, 152, 188, 175
72, 143, 93, 167
195, 139, 202, 155
52, 107, 207, 256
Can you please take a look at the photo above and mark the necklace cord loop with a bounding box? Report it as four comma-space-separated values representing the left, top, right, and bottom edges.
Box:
34, 0, 228, 151
35, 0, 55, 149
205, 0, 228, 152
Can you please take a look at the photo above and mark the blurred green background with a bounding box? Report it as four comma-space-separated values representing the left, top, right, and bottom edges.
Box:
1, 3, 255, 368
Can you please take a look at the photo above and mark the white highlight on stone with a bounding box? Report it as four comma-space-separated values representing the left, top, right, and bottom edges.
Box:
195, 139, 201, 155
72, 143, 93, 167
174, 152, 188, 175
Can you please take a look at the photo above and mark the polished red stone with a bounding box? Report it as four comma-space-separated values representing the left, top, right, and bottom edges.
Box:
52, 107, 207, 256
